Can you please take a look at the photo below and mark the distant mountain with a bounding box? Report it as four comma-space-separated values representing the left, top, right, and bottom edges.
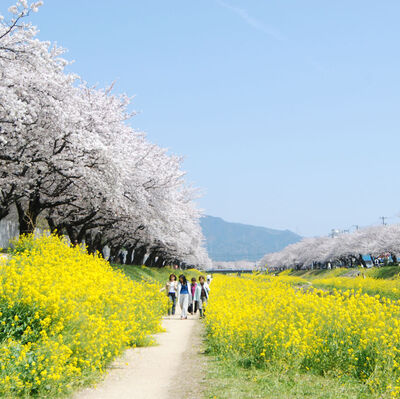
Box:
200, 215, 301, 262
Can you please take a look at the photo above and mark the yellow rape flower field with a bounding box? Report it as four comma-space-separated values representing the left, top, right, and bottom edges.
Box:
0, 234, 169, 398
313, 276, 400, 300
205, 274, 400, 398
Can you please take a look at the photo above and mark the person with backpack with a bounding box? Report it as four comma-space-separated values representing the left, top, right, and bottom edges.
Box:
194, 275, 210, 318
177, 274, 191, 319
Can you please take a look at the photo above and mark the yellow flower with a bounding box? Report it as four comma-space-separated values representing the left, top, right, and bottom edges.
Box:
205, 274, 400, 397
0, 234, 169, 397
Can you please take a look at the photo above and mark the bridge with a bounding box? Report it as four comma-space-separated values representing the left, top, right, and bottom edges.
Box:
206, 269, 255, 276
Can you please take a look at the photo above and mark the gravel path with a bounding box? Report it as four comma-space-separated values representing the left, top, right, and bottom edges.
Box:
74, 313, 206, 399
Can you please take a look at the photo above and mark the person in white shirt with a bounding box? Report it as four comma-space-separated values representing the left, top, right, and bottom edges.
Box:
165, 274, 178, 316
194, 275, 210, 318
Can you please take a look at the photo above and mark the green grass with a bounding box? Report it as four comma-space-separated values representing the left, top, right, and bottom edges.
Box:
286, 268, 357, 280
285, 266, 400, 282
279, 267, 400, 300
204, 357, 383, 399
365, 266, 400, 280
112, 264, 204, 284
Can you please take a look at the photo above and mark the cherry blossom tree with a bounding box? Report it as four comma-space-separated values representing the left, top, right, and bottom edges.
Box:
260, 225, 400, 270
0, 2, 210, 268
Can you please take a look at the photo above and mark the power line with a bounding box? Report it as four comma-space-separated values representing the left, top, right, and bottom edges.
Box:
330, 216, 395, 237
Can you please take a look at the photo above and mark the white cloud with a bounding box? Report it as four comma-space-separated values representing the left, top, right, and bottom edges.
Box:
216, 0, 286, 42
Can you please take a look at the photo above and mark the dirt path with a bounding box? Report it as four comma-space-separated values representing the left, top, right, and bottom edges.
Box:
74, 313, 206, 399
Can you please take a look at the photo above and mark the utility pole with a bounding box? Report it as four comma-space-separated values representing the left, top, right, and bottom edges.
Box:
380, 216, 387, 226
330, 229, 340, 238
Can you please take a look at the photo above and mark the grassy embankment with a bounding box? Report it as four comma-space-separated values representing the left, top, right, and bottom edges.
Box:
112, 264, 204, 285
286, 266, 400, 300
288, 266, 400, 280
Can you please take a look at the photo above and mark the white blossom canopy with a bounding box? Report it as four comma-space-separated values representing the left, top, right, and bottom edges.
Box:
259, 225, 400, 270
0, 2, 211, 268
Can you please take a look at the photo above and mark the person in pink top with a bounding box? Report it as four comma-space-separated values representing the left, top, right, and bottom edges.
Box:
188, 277, 198, 315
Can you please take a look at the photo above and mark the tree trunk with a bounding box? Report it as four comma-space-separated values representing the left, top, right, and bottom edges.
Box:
126, 246, 134, 265
46, 217, 64, 236
0, 206, 9, 222
391, 253, 398, 265
145, 252, 156, 267
77, 226, 88, 244
132, 246, 147, 265
16, 200, 40, 235
85, 232, 95, 254
66, 225, 78, 245
46, 216, 57, 234
155, 255, 165, 268
109, 246, 120, 263
93, 232, 104, 255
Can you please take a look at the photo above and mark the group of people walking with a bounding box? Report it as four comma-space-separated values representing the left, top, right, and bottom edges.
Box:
164, 274, 210, 319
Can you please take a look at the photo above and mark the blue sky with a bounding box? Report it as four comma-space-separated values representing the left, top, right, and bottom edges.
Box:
17, 0, 400, 236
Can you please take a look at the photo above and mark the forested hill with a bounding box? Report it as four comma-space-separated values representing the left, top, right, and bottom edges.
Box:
200, 215, 301, 262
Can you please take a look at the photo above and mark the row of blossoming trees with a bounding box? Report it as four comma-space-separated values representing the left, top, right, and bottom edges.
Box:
259, 224, 400, 270
0, 1, 211, 268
